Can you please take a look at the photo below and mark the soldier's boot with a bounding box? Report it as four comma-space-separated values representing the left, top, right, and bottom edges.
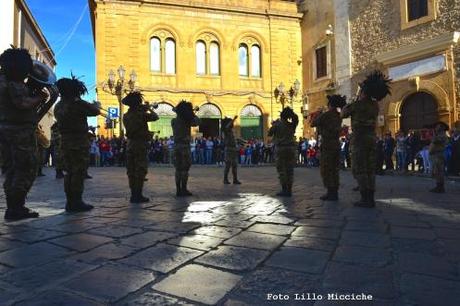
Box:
354, 190, 375, 208
4, 193, 39, 221
429, 183, 445, 193
232, 167, 241, 185
320, 188, 338, 201
285, 183, 293, 197
130, 189, 150, 203
224, 165, 231, 184
367, 190, 376, 206
181, 172, 193, 196
276, 184, 288, 197
55, 169, 64, 179
175, 172, 183, 196
66, 192, 93, 212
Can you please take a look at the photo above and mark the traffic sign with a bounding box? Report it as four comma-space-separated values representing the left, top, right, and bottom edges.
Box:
108, 107, 119, 119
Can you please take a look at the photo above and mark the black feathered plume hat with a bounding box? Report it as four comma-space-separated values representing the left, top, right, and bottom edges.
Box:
56, 74, 87, 98
122, 91, 143, 107
360, 70, 392, 101
174, 100, 195, 122
0, 48, 33, 80
327, 95, 347, 108
280, 107, 296, 120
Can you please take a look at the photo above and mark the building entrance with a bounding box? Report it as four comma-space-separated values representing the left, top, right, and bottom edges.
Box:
197, 103, 222, 138
400, 92, 438, 132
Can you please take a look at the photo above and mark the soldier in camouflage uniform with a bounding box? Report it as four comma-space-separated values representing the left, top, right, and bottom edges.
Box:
172, 100, 200, 196
268, 107, 299, 197
54, 76, 100, 212
51, 122, 64, 178
0, 48, 49, 220
122, 92, 159, 203
342, 71, 391, 208
222, 116, 241, 185
311, 95, 347, 201
429, 122, 449, 193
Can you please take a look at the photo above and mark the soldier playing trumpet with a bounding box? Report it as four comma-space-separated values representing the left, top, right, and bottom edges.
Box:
310, 95, 347, 201
54, 76, 100, 212
0, 48, 50, 220
269, 107, 299, 197
172, 100, 200, 197
122, 92, 159, 203
222, 116, 241, 185
342, 71, 391, 208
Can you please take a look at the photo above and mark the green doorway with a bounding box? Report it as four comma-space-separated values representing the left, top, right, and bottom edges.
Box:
240, 104, 263, 140
148, 102, 176, 138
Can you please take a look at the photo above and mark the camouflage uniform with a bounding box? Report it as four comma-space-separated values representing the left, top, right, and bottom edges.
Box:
35, 126, 49, 176
51, 123, 64, 173
0, 74, 39, 216
311, 110, 342, 193
54, 99, 99, 209
222, 120, 240, 184
172, 116, 200, 195
123, 106, 158, 201
342, 98, 379, 193
268, 117, 298, 195
429, 131, 448, 192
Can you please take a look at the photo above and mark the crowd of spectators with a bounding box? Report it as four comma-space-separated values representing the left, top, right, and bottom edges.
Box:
376, 129, 460, 176
42, 127, 459, 178
148, 137, 275, 166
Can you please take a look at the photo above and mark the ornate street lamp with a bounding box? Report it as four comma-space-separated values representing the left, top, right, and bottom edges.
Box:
102, 65, 137, 138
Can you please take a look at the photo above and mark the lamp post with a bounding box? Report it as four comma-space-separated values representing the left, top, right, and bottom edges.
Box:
274, 80, 300, 109
105, 65, 137, 138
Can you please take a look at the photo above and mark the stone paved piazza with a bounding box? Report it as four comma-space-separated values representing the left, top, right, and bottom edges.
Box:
0, 166, 459, 305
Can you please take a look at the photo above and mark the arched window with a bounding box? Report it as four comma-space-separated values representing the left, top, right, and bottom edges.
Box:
150, 37, 161, 72
239, 44, 249, 76
251, 45, 261, 77
196, 41, 206, 75
165, 39, 176, 74
209, 42, 220, 75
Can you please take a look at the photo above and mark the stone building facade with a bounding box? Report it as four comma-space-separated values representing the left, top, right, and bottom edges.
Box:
89, 0, 303, 139
301, 0, 460, 136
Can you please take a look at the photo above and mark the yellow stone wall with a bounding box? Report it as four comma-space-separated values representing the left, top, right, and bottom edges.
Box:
89, 0, 303, 139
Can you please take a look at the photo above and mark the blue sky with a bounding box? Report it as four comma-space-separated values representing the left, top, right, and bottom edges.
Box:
27, 0, 96, 101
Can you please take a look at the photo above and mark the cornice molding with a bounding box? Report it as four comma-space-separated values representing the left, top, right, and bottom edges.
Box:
376, 32, 460, 66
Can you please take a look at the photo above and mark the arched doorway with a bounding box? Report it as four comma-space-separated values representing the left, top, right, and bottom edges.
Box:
240, 104, 263, 140
400, 92, 438, 132
148, 102, 176, 138
196, 103, 222, 138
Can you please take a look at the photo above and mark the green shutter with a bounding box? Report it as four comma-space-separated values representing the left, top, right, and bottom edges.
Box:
240, 116, 263, 140
148, 116, 174, 138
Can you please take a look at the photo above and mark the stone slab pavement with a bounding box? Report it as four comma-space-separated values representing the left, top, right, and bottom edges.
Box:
0, 166, 459, 305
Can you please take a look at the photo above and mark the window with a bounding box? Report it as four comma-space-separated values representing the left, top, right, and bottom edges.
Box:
150, 33, 176, 74
400, 0, 435, 29
239, 44, 249, 76
150, 37, 161, 72
165, 39, 176, 74
239, 38, 262, 78
196, 38, 221, 76
210, 42, 220, 75
407, 0, 428, 21
196, 41, 206, 75
315, 46, 327, 79
250, 45, 261, 77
